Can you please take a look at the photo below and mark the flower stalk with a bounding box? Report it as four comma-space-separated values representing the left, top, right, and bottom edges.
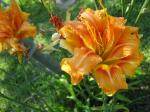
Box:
94, 0, 100, 9
134, 0, 149, 24
94, 0, 104, 9
125, 0, 136, 19
66, 7, 72, 21
121, 0, 125, 16
102, 93, 108, 112
22, 39, 61, 74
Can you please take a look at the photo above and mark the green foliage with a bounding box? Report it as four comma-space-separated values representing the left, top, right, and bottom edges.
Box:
0, 0, 150, 112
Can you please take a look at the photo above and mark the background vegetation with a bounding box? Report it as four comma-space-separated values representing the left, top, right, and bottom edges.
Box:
0, 0, 150, 112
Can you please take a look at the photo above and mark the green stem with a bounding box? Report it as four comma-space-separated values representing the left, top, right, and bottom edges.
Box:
109, 95, 115, 112
94, 0, 100, 9
0, 92, 42, 111
134, 0, 150, 24
40, 0, 44, 6
83, 79, 102, 102
18, 0, 23, 7
41, 0, 54, 14
121, 0, 125, 17
102, 92, 108, 112
66, 7, 71, 21
69, 85, 84, 108
33, 51, 61, 73
22, 39, 61, 74
121, 0, 125, 16
94, 0, 105, 9
125, 0, 136, 19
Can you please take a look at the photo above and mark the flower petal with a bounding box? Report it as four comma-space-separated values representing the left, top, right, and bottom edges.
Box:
8, 0, 29, 31
59, 24, 84, 53
62, 21, 96, 52
101, 23, 115, 58
94, 64, 128, 96
16, 22, 37, 39
117, 53, 143, 76
105, 26, 140, 62
108, 16, 126, 46
61, 47, 102, 85
80, 8, 108, 33
0, 11, 13, 40
79, 9, 109, 53
118, 26, 139, 45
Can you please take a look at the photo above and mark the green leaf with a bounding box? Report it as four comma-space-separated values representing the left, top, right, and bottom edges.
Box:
129, 80, 141, 87
116, 94, 131, 103
113, 104, 129, 112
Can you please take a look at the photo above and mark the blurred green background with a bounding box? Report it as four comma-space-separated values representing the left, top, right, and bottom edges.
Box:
0, 0, 150, 112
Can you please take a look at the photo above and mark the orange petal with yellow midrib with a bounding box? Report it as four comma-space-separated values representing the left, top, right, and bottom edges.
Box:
94, 64, 128, 96
61, 47, 102, 85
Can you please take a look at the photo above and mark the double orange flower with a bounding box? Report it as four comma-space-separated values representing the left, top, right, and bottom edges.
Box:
0, 0, 36, 57
59, 8, 143, 96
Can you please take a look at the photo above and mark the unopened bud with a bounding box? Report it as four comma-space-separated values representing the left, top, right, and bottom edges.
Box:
51, 33, 61, 41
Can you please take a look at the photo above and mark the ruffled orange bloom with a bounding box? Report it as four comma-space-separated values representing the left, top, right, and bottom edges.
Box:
59, 8, 143, 96
0, 0, 36, 57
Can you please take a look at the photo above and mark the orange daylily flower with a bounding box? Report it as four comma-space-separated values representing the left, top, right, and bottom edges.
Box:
0, 0, 36, 56
59, 8, 143, 96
